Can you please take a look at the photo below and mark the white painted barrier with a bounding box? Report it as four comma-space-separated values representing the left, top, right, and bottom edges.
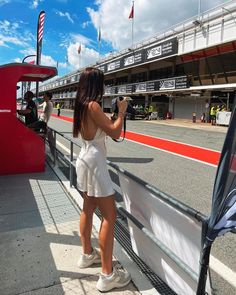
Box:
119, 172, 212, 295
216, 111, 231, 126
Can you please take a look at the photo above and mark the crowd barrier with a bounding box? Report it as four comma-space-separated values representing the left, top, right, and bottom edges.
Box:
45, 127, 213, 295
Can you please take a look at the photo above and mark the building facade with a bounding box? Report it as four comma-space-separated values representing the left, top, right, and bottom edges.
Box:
38, 1, 236, 120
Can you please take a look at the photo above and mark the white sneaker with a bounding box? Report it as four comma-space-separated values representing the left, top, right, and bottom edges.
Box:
77, 248, 101, 268
96, 264, 131, 292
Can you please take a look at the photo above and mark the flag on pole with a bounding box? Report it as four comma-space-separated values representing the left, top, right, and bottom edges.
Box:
129, 4, 134, 19
196, 105, 236, 295
36, 10, 46, 65
78, 44, 81, 55
28, 60, 35, 65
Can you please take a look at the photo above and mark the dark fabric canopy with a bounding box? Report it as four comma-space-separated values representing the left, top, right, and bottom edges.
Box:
204, 105, 236, 247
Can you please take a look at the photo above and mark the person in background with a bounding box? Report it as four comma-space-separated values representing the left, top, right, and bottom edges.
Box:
210, 106, 217, 125
73, 67, 131, 292
221, 105, 227, 112
201, 113, 206, 123
216, 105, 221, 113
17, 91, 38, 126
148, 104, 154, 116
205, 100, 210, 123
56, 102, 61, 116
27, 92, 53, 133
39, 92, 53, 123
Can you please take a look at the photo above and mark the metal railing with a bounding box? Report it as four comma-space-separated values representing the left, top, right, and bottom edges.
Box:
45, 127, 208, 289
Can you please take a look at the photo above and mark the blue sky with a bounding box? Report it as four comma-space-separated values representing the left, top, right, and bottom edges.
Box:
0, 0, 231, 77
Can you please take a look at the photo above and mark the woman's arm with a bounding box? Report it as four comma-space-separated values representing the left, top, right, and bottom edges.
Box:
89, 99, 127, 139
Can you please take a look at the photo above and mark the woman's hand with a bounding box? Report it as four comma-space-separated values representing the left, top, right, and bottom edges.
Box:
117, 97, 128, 114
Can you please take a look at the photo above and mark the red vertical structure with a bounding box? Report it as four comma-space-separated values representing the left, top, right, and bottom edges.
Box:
0, 63, 57, 175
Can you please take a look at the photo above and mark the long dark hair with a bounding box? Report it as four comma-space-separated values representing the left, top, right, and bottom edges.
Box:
73, 67, 104, 137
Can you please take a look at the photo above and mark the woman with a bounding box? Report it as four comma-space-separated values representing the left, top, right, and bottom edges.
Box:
73, 67, 131, 292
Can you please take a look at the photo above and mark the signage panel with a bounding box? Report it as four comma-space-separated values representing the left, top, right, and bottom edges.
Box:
107, 60, 121, 72
117, 85, 127, 94
104, 86, 116, 95
145, 37, 178, 61
175, 76, 189, 89
135, 83, 147, 92
126, 84, 133, 94
123, 50, 144, 68
99, 65, 106, 72
159, 79, 175, 90
104, 75, 188, 95
146, 81, 158, 92
101, 38, 178, 73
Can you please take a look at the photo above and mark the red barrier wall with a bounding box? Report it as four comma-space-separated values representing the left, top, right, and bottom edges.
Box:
0, 63, 57, 175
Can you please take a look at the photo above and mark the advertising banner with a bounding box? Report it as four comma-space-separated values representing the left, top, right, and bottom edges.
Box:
135, 83, 147, 92
123, 50, 144, 68
145, 37, 178, 61
101, 37, 178, 74
107, 60, 121, 72
119, 172, 212, 295
159, 76, 189, 91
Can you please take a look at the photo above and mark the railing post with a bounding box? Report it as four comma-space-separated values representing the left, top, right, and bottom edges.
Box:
53, 131, 57, 165
69, 141, 74, 187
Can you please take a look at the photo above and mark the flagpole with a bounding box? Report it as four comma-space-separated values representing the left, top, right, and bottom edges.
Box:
98, 27, 101, 59
198, 0, 201, 20
98, 1, 102, 60
131, 0, 134, 49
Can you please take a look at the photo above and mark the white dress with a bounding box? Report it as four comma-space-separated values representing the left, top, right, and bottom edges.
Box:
39, 101, 53, 123
76, 128, 115, 197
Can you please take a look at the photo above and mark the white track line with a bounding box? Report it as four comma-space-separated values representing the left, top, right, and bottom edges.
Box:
125, 138, 218, 167
210, 256, 236, 288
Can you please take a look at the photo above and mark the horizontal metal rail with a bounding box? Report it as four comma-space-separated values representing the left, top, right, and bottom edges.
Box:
46, 127, 207, 284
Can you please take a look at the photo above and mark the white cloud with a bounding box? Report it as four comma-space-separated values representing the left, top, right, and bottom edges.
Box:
59, 33, 93, 55
18, 47, 58, 67
55, 9, 74, 24
0, 0, 10, 7
30, 0, 44, 9
0, 34, 27, 47
87, 0, 230, 51
70, 33, 93, 46
82, 21, 91, 29
57, 33, 99, 73
0, 20, 33, 48
67, 43, 99, 70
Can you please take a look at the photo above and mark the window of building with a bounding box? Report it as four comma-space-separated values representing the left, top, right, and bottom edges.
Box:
131, 72, 147, 83
149, 67, 172, 80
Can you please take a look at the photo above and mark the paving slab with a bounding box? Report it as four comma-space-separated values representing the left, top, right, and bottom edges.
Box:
0, 164, 140, 295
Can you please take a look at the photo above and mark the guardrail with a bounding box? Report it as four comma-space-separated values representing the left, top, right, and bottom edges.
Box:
45, 127, 211, 295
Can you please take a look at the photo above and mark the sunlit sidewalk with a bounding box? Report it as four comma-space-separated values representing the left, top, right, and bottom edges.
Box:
0, 164, 141, 295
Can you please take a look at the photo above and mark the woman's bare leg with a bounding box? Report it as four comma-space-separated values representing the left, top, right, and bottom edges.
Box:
80, 192, 97, 254
97, 195, 116, 275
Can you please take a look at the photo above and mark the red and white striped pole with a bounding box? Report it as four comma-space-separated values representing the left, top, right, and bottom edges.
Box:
36, 10, 45, 65
36, 10, 46, 99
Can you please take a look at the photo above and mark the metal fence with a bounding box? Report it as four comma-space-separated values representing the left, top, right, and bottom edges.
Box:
45, 127, 211, 295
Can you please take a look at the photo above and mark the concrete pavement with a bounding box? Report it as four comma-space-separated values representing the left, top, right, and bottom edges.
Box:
146, 118, 228, 133
0, 164, 149, 295
54, 108, 229, 133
